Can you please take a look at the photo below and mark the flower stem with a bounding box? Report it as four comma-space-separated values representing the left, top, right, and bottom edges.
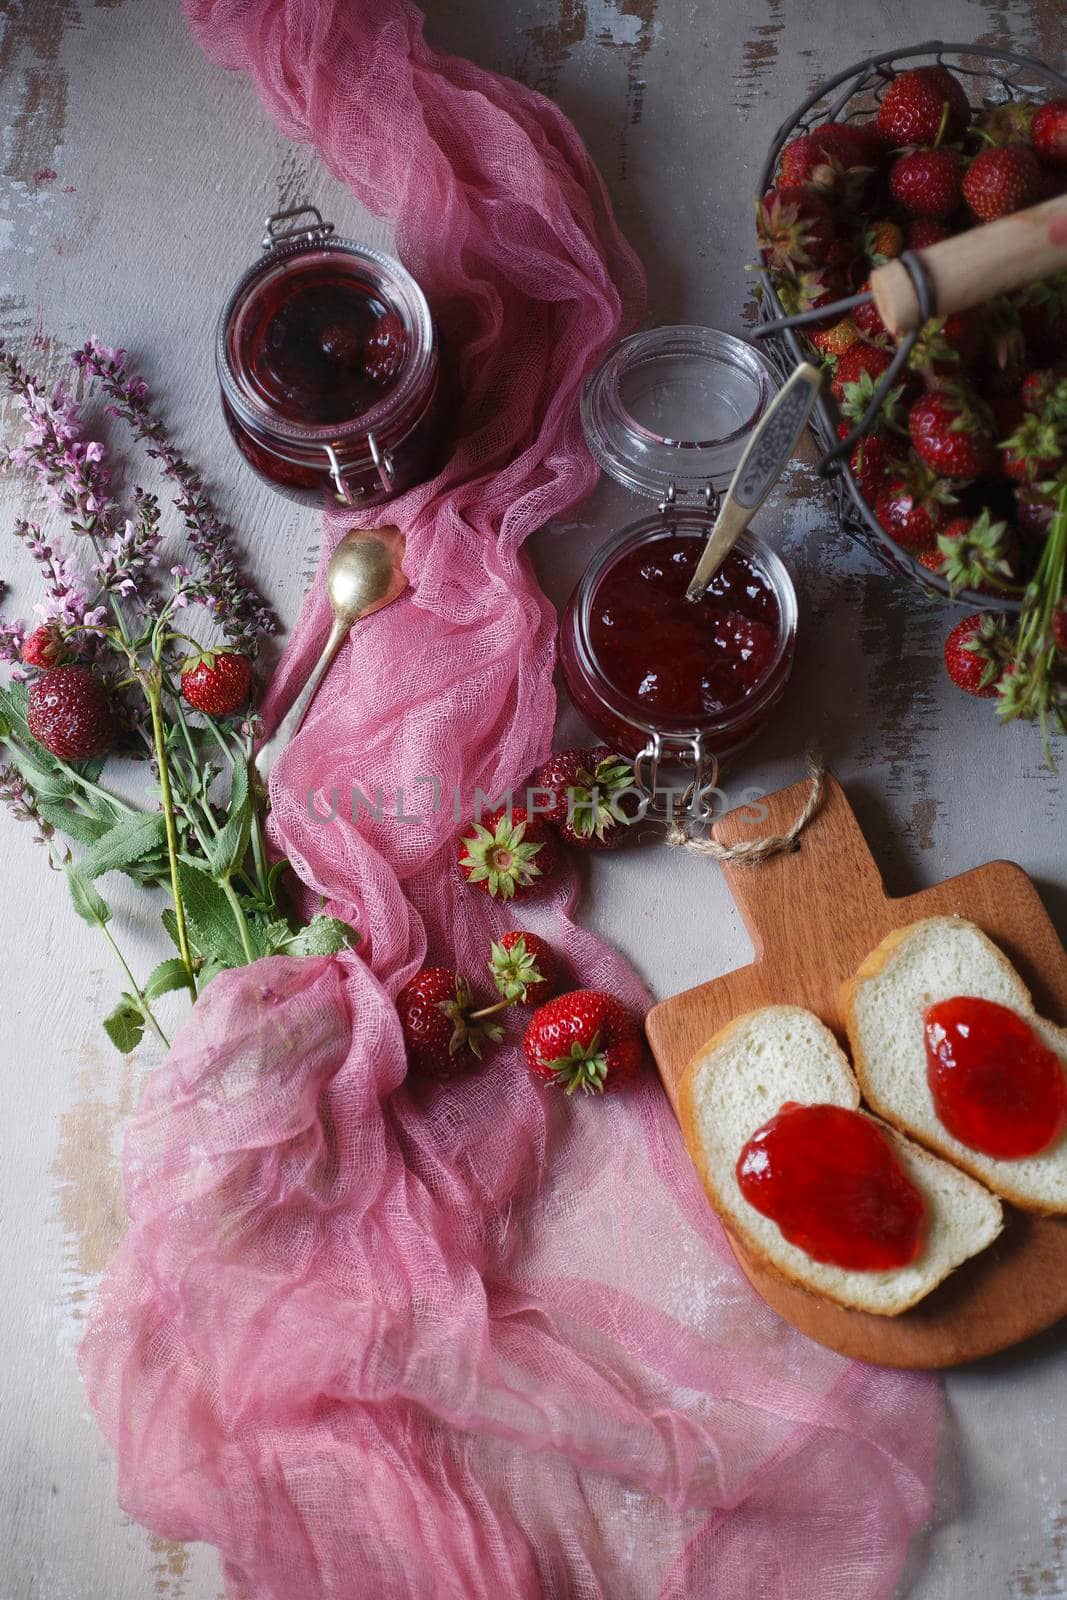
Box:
99, 921, 170, 1050
219, 873, 256, 964
145, 678, 197, 1000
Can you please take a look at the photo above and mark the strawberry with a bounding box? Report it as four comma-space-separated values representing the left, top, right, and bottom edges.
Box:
1016, 274, 1067, 361
1000, 412, 1063, 484
830, 341, 893, 405
848, 431, 907, 502
1021, 366, 1067, 416
180, 649, 253, 715
876, 66, 970, 148
943, 612, 1005, 698
907, 311, 984, 381
397, 967, 501, 1078
774, 268, 845, 329
863, 219, 904, 264
362, 311, 406, 386
852, 285, 889, 341
779, 124, 879, 202
458, 805, 558, 900
1031, 100, 1067, 168
936, 511, 1022, 595
974, 99, 1036, 147
20, 624, 68, 669
535, 746, 637, 850
808, 316, 858, 357
1015, 482, 1059, 545
890, 148, 962, 219
876, 459, 957, 550
905, 218, 953, 250
963, 145, 1040, 221
757, 187, 837, 272
27, 666, 115, 760
918, 547, 946, 575
489, 931, 559, 1007
523, 989, 643, 1095
908, 387, 996, 479
1053, 608, 1067, 655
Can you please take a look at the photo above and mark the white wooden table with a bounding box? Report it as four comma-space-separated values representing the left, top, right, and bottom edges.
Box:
1, 3, 1065, 1596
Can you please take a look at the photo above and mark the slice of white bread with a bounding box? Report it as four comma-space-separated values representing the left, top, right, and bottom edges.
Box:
678, 1004, 1003, 1316
842, 917, 1067, 1214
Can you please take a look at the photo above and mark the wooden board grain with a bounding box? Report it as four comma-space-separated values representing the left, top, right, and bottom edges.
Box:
646, 774, 1067, 1369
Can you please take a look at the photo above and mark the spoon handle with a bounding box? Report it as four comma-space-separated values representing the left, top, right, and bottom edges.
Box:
255, 614, 350, 775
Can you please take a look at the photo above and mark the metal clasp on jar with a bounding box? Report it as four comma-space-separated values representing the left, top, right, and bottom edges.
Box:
262, 205, 336, 253
324, 436, 397, 506
632, 731, 721, 824
657, 480, 719, 518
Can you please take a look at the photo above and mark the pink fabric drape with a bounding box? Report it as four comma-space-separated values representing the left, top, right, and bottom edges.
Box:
79, 4, 940, 1596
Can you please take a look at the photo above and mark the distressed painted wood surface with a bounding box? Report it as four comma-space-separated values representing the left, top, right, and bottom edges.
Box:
0, 2, 1064, 1597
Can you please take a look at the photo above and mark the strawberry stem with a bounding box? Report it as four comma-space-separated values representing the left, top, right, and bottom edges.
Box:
145, 668, 197, 1000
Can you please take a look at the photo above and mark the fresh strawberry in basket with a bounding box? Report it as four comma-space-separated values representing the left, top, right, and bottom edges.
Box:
936, 512, 1023, 596
963, 145, 1042, 222
876, 66, 971, 147
875, 459, 958, 551
756, 187, 837, 273
909, 387, 997, 480
890, 148, 963, 220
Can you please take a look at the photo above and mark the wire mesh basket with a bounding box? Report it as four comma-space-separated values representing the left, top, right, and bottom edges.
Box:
755, 39, 1067, 614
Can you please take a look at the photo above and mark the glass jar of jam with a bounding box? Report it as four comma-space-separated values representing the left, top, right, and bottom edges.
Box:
215, 207, 443, 508
561, 326, 797, 810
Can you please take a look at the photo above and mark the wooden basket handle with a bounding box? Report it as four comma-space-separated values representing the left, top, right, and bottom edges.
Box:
870, 193, 1067, 337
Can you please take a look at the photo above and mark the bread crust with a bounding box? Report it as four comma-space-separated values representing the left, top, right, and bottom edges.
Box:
840, 917, 1067, 1215
678, 1003, 1001, 1315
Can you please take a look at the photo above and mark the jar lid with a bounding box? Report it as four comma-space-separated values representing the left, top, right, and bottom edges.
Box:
581, 325, 776, 502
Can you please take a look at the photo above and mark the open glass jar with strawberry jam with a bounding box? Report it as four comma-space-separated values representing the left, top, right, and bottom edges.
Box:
216, 207, 443, 508
560, 326, 797, 811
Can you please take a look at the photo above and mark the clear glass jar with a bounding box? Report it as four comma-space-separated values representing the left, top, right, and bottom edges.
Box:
215, 207, 444, 508
562, 325, 798, 809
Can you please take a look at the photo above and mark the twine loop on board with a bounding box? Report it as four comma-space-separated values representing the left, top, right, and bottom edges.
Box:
665, 751, 825, 864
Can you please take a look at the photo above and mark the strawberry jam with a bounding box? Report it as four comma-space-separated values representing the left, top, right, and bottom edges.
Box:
736, 1102, 926, 1270
590, 536, 780, 719
237, 267, 407, 427
217, 220, 442, 508
924, 996, 1067, 1158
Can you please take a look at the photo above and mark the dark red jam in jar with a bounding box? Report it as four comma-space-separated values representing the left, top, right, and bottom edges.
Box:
737, 1102, 926, 1271
559, 518, 797, 773
216, 207, 443, 508
924, 996, 1067, 1159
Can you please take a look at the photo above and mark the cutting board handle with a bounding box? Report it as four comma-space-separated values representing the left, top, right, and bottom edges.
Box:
713, 775, 885, 959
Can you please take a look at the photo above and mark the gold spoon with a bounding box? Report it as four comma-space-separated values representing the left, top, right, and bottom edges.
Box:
256, 525, 407, 773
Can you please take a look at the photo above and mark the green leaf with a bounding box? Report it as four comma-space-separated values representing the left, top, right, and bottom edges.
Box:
161, 906, 181, 951
0, 680, 30, 739
208, 759, 252, 879
175, 859, 246, 968
143, 957, 191, 1000
34, 800, 112, 847
285, 914, 361, 957
102, 996, 145, 1054
66, 865, 111, 927
78, 811, 168, 881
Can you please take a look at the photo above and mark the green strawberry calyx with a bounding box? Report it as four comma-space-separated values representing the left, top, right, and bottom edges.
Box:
545, 1031, 608, 1096
437, 976, 503, 1059
565, 754, 635, 841
461, 813, 544, 899
489, 936, 547, 1003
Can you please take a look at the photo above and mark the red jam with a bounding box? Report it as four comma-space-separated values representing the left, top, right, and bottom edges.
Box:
218, 236, 444, 508
236, 267, 407, 427
924, 996, 1067, 1158
736, 1102, 926, 1270
590, 538, 781, 721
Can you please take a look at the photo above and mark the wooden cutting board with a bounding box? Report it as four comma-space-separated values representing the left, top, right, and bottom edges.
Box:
645, 773, 1067, 1369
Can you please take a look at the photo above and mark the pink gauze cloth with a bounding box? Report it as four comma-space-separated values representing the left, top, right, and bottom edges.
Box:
79, 3, 940, 1597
